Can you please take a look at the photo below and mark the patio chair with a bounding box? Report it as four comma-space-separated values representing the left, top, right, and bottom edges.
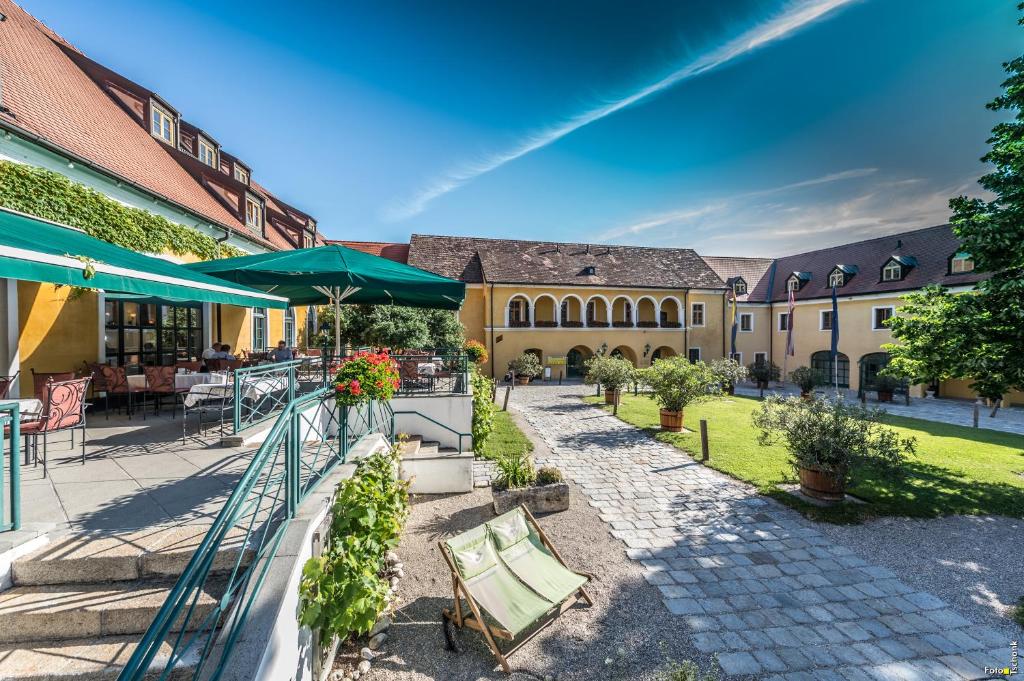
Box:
144, 365, 189, 418
175, 360, 202, 373
18, 377, 91, 477
182, 386, 233, 444
30, 369, 75, 400
99, 365, 146, 420
439, 505, 592, 673
0, 370, 20, 399
83, 362, 109, 402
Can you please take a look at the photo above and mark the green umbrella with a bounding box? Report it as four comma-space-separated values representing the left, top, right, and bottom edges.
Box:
186, 244, 465, 354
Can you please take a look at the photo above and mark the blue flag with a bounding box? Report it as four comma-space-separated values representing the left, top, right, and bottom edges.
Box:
729, 289, 738, 359
830, 283, 840, 387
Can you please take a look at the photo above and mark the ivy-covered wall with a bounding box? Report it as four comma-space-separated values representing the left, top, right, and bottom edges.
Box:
0, 160, 243, 260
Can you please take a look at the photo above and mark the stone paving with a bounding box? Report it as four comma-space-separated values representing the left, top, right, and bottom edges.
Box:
511, 384, 1012, 680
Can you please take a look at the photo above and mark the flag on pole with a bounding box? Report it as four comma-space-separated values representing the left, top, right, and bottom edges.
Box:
729, 287, 738, 359
785, 287, 795, 357
831, 282, 840, 391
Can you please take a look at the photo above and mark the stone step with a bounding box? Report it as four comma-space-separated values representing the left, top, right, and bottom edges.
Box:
0, 634, 197, 680
12, 525, 253, 586
0, 580, 220, 644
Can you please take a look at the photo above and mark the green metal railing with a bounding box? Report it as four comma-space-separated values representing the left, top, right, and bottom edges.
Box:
1, 402, 21, 532
390, 409, 471, 454
391, 353, 469, 395
231, 359, 311, 434
120, 391, 393, 681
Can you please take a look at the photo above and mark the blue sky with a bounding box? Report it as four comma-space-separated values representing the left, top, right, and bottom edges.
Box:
23, 0, 1019, 255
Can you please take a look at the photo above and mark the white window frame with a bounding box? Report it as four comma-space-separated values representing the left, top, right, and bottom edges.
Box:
754, 351, 768, 365
829, 270, 844, 288
245, 196, 263, 230
508, 298, 528, 325
733, 279, 747, 296
730, 351, 743, 364
872, 305, 895, 331
234, 165, 250, 184
690, 302, 705, 327
150, 102, 175, 145
738, 312, 753, 333
777, 312, 791, 332
951, 254, 974, 273
688, 347, 701, 363
786, 276, 800, 293
819, 309, 834, 331
283, 307, 296, 347
251, 307, 268, 351
198, 137, 218, 168
882, 261, 902, 282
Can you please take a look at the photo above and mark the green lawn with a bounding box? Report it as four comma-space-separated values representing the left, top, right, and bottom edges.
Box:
479, 409, 534, 461
584, 393, 1024, 522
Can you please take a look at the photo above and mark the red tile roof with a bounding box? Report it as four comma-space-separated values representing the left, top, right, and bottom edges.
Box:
328, 240, 410, 263
0, 1, 306, 251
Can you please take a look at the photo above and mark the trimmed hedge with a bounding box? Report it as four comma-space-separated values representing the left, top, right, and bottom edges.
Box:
0, 160, 242, 260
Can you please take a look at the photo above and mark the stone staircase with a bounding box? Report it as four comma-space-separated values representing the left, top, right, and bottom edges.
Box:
0, 525, 252, 680
398, 433, 475, 494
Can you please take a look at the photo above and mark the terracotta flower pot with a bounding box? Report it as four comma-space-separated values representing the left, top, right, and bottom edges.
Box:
798, 466, 846, 502
659, 409, 683, 432
516, 376, 531, 385
604, 389, 620, 404
877, 390, 893, 403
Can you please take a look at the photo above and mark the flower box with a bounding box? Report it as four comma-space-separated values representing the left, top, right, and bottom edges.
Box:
587, 321, 610, 328
637, 321, 659, 328
612, 321, 634, 328
534, 320, 558, 328
660, 321, 682, 328
509, 320, 531, 328
492, 481, 570, 515
560, 321, 584, 328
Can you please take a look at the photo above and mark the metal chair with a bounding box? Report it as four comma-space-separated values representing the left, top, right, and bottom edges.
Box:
0, 370, 20, 399
20, 377, 91, 477
144, 365, 189, 418
99, 365, 146, 419
30, 369, 75, 400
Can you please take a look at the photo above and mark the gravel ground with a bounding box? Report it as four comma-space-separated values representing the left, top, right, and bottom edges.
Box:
818, 514, 1024, 642
333, 484, 719, 681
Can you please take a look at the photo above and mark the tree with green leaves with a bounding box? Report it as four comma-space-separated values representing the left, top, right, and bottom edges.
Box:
886, 8, 1024, 412
317, 304, 464, 351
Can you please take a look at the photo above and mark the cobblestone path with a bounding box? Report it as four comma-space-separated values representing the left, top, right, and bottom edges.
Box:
511, 384, 1011, 680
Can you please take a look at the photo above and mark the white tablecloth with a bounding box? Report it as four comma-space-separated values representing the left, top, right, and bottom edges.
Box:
3, 398, 43, 420
126, 373, 228, 391
182, 375, 286, 408
417, 363, 438, 376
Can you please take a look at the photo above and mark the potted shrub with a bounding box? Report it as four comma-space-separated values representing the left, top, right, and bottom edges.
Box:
637, 356, 720, 431
753, 395, 915, 502
491, 452, 569, 514
508, 353, 542, 385
747, 359, 780, 390
463, 339, 488, 366
709, 357, 748, 396
583, 355, 636, 404
790, 366, 823, 398
873, 374, 902, 403
333, 350, 400, 407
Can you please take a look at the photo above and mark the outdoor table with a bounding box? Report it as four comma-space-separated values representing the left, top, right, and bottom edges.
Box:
4, 398, 43, 421
182, 375, 285, 408
126, 372, 228, 391
417, 362, 438, 391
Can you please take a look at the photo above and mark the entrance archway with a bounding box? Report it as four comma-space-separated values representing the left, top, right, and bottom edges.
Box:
610, 345, 638, 366
566, 345, 592, 377
858, 352, 890, 396
650, 346, 676, 363
811, 350, 850, 389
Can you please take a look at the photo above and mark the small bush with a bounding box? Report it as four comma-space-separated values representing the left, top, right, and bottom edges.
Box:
493, 450, 536, 490
747, 359, 780, 385
464, 339, 488, 365
790, 366, 824, 394
299, 443, 409, 638
509, 353, 543, 378
470, 368, 497, 450
637, 356, 721, 413
536, 466, 563, 485
709, 357, 748, 390
583, 355, 636, 391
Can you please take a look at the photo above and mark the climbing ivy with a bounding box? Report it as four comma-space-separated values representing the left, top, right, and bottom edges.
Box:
0, 160, 244, 260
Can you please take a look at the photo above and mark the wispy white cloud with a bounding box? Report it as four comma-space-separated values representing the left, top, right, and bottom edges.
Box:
597, 167, 878, 241
384, 0, 859, 221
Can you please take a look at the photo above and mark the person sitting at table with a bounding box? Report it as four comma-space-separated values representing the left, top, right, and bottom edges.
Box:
270, 340, 294, 362
213, 344, 237, 360
202, 342, 222, 360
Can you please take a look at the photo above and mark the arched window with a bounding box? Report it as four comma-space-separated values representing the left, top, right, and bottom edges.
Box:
508, 296, 530, 326
811, 351, 850, 388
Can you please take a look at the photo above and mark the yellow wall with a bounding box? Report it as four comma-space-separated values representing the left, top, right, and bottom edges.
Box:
17, 283, 99, 397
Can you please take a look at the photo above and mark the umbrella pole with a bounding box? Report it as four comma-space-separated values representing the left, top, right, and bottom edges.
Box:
334, 287, 342, 359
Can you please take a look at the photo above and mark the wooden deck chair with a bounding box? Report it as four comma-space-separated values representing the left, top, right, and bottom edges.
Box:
439, 505, 592, 673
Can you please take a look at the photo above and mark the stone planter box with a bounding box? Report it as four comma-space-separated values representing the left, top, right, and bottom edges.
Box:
492, 481, 570, 515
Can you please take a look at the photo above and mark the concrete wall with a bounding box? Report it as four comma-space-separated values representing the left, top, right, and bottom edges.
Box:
17, 283, 99, 396
391, 391, 474, 451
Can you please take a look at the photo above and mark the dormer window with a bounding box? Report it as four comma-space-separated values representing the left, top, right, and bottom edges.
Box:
829, 270, 845, 288
732, 278, 747, 296
950, 252, 974, 274
150, 102, 175, 145
882, 260, 903, 282
198, 137, 217, 168
786, 277, 800, 293
786, 272, 809, 293
233, 165, 249, 185
245, 195, 263, 231
582, 266, 596, 276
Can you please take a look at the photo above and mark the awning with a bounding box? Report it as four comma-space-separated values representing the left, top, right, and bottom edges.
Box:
0, 208, 289, 309
185, 243, 466, 310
